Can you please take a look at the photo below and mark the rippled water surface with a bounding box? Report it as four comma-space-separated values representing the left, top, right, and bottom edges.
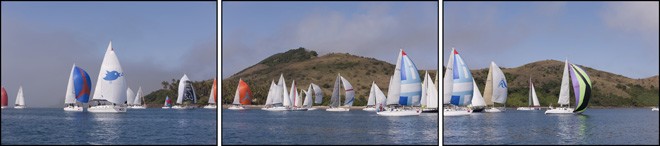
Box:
444, 108, 659, 145
1, 108, 217, 145
222, 109, 438, 145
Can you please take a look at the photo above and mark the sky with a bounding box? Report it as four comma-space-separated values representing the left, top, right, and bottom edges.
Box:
222, 2, 439, 79
444, 2, 659, 79
1, 2, 216, 108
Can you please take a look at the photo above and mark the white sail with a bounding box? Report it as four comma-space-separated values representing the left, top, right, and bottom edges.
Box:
134, 87, 143, 105
367, 81, 376, 106
232, 79, 241, 105
420, 71, 429, 107
91, 41, 127, 104
483, 63, 493, 105
273, 77, 283, 105
340, 76, 355, 107
427, 73, 439, 108
64, 65, 76, 104
558, 59, 570, 105
178, 74, 191, 104
311, 83, 323, 104
280, 74, 291, 107
374, 82, 387, 107
471, 79, 487, 107
490, 62, 508, 104
15, 86, 25, 106
443, 48, 455, 105
330, 74, 341, 108
126, 87, 135, 105
290, 80, 302, 107
303, 85, 313, 107
530, 80, 540, 106
265, 81, 275, 105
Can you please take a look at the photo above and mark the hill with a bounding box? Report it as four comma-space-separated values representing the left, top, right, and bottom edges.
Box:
222, 47, 439, 106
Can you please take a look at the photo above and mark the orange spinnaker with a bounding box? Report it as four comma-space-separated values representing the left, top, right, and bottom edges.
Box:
238, 79, 252, 105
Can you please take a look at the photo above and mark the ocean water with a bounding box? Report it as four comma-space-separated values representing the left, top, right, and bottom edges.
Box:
1, 108, 217, 145
221, 109, 439, 145
444, 108, 659, 145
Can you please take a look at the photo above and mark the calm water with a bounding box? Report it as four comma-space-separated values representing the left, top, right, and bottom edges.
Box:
222, 109, 439, 145
444, 108, 659, 145
1, 108, 217, 145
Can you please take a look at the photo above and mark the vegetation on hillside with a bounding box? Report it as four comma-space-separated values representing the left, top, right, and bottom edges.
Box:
143, 78, 215, 107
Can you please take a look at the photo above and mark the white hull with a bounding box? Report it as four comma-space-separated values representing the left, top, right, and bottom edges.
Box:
172, 105, 195, 110
262, 106, 290, 111
227, 106, 246, 110
63, 106, 83, 112
291, 107, 308, 111
653, 108, 659, 111
443, 108, 471, 116
203, 105, 217, 109
14, 106, 25, 109
306, 107, 318, 111
422, 108, 439, 112
516, 107, 541, 110
362, 107, 377, 111
1, 106, 7, 109
326, 107, 350, 112
162, 107, 171, 109
377, 109, 421, 116
128, 105, 146, 109
545, 107, 574, 114
485, 107, 502, 113
88, 105, 126, 113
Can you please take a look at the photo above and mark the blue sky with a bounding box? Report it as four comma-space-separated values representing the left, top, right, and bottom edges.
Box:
222, 2, 439, 79
443, 2, 659, 79
1, 2, 216, 107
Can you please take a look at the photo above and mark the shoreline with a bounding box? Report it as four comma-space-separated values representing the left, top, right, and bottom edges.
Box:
221, 104, 658, 109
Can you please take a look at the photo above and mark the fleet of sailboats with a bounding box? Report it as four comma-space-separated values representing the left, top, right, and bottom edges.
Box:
421, 71, 439, 113
64, 64, 92, 112
89, 42, 127, 113
130, 87, 146, 109
545, 59, 592, 114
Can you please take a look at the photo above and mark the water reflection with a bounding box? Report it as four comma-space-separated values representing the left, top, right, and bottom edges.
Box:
555, 114, 589, 144
90, 114, 123, 144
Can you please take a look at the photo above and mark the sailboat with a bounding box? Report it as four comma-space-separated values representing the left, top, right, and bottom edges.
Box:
64, 64, 92, 112
326, 73, 355, 112
289, 80, 308, 111
263, 74, 291, 111
89, 42, 127, 113
652, 107, 658, 111
131, 87, 146, 109
228, 78, 252, 110
126, 87, 135, 108
545, 59, 592, 114
14, 86, 26, 109
1, 86, 7, 109
443, 48, 472, 116
162, 96, 173, 109
377, 49, 422, 116
303, 85, 314, 110
203, 78, 218, 109
482, 62, 508, 113
468, 79, 487, 112
363, 81, 378, 111
173, 74, 198, 109
421, 71, 439, 113
306, 83, 323, 110
517, 78, 541, 110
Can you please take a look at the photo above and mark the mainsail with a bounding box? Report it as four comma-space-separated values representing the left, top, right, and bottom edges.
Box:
15, 86, 24, 106
134, 87, 143, 105
529, 78, 540, 107
330, 74, 341, 107
558, 59, 570, 105
208, 79, 217, 104
126, 87, 135, 105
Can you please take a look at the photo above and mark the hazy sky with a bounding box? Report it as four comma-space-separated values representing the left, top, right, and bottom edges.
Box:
444, 2, 659, 79
222, 2, 439, 79
1, 2, 216, 107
